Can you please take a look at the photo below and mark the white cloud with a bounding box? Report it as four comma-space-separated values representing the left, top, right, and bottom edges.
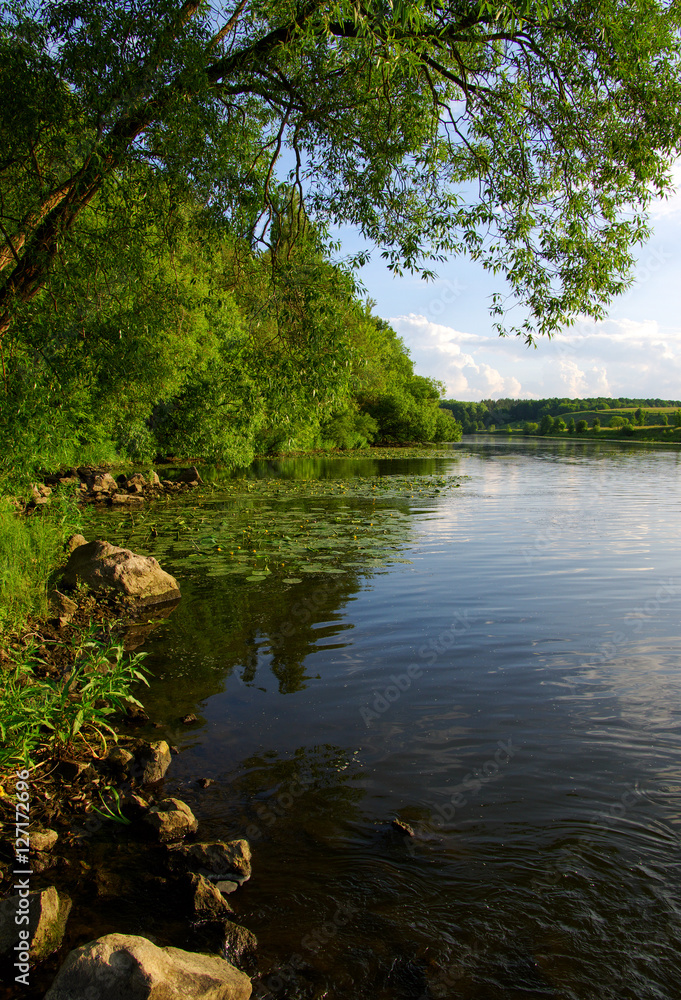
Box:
388, 313, 681, 400
649, 160, 681, 219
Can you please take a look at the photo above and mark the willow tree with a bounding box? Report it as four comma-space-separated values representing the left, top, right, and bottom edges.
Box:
1, 0, 681, 369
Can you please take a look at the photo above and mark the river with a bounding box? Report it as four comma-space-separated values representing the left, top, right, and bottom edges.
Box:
95, 438, 681, 999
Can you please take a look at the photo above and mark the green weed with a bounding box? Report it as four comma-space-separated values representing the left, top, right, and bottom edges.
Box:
0, 634, 150, 774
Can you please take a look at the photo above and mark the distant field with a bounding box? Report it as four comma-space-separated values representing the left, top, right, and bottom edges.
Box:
505, 407, 679, 429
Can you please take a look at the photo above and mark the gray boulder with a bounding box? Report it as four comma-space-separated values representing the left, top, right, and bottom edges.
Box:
0, 886, 71, 961
43, 933, 251, 1000
137, 740, 172, 783
61, 540, 179, 601
144, 798, 198, 842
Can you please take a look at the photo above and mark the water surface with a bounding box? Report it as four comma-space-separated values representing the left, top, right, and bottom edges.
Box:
98, 439, 681, 999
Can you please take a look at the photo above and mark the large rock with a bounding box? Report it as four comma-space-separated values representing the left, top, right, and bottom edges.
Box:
0, 886, 71, 961
169, 840, 252, 882
137, 740, 172, 783
144, 798, 198, 842
61, 540, 180, 602
43, 933, 251, 1000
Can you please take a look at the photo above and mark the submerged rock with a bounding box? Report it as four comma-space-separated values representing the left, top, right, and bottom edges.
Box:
168, 840, 252, 883
43, 932, 251, 1000
0, 886, 71, 961
145, 798, 198, 842
61, 539, 180, 602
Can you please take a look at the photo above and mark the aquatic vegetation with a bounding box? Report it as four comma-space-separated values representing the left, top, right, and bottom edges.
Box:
93, 472, 466, 584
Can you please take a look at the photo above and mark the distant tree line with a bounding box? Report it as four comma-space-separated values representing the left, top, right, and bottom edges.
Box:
441, 398, 681, 434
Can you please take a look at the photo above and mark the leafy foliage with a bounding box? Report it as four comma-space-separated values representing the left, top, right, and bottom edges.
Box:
2, 0, 681, 350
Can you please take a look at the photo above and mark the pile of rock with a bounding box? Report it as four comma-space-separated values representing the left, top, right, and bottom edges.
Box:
0, 736, 258, 999
26, 465, 203, 511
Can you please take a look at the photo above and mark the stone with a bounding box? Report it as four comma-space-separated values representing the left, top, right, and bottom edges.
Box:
43, 932, 252, 1000
65, 533, 87, 554
149, 470, 161, 486
111, 493, 145, 505
391, 818, 415, 838
198, 777, 214, 788
144, 798, 198, 842
87, 472, 118, 493
127, 473, 147, 488
193, 921, 257, 971
126, 703, 151, 725
221, 922, 258, 969
49, 590, 78, 620
32, 483, 52, 498
215, 881, 239, 895
124, 793, 151, 819
61, 540, 180, 601
31, 828, 59, 853
0, 886, 71, 961
106, 746, 134, 770
137, 740, 172, 783
127, 482, 144, 494
57, 759, 97, 782
169, 840, 252, 882
182, 713, 198, 724
182, 873, 234, 918
175, 465, 203, 484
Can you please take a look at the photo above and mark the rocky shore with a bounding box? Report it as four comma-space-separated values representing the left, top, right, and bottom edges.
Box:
0, 511, 260, 998
18, 463, 204, 515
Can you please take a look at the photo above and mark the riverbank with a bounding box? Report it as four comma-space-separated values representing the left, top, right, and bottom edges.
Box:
0, 473, 261, 997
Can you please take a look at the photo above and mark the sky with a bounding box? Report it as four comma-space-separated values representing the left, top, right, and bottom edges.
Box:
338, 166, 681, 402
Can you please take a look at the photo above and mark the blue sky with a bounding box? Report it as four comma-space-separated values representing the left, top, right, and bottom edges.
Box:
337, 165, 681, 401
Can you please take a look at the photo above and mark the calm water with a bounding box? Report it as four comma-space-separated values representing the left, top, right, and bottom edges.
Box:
105, 440, 681, 998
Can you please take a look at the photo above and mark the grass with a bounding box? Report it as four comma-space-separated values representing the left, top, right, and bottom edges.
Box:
0, 494, 87, 631
0, 490, 151, 779
0, 631, 150, 775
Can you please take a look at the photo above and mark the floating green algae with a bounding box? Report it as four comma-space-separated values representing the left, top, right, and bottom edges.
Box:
90, 471, 466, 585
